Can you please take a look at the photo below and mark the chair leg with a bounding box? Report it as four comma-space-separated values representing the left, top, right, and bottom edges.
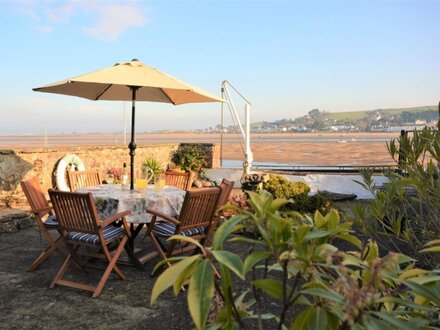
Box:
50, 253, 72, 289
93, 236, 128, 298
27, 236, 65, 272
149, 233, 172, 275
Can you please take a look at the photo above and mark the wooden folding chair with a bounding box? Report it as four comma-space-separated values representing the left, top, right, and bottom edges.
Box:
20, 177, 65, 272
164, 170, 194, 191
206, 178, 235, 244
48, 189, 131, 298
67, 170, 101, 192
144, 187, 221, 271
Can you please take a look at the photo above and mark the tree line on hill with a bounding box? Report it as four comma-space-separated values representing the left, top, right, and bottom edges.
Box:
202, 106, 439, 133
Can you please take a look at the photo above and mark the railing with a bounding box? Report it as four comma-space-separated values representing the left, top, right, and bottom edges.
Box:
252, 164, 397, 173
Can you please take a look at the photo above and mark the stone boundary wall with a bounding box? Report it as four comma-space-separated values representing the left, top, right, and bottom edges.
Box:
0, 143, 219, 209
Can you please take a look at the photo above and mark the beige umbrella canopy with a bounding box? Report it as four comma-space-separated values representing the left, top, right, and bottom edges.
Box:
33, 59, 225, 189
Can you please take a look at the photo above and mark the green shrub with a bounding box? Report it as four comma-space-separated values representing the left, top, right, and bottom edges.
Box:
263, 175, 320, 212
172, 145, 207, 174
263, 175, 309, 201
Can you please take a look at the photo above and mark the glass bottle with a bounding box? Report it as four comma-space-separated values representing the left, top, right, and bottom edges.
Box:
121, 162, 129, 190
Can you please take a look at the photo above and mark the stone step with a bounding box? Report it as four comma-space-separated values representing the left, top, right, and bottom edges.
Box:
0, 208, 34, 233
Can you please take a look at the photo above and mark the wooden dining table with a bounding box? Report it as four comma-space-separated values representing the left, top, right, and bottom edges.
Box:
77, 184, 186, 267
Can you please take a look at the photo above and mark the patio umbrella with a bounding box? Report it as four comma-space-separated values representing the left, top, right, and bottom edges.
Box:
33, 59, 225, 189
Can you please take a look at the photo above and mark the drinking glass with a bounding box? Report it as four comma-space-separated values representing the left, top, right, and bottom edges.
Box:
154, 174, 165, 192
106, 173, 114, 184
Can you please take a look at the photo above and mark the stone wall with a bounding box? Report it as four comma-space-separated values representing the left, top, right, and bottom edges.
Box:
0, 143, 219, 209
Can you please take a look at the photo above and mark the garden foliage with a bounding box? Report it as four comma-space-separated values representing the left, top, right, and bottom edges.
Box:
172, 144, 207, 174
241, 174, 331, 214
354, 127, 440, 267
143, 158, 164, 179
151, 190, 440, 329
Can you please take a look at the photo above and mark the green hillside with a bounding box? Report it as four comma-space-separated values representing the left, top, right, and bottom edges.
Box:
326, 105, 437, 121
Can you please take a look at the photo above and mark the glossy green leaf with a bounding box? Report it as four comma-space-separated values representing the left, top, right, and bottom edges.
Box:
314, 243, 338, 260
402, 280, 440, 305
228, 235, 265, 246
173, 259, 199, 295
370, 311, 415, 330
423, 239, 440, 246
420, 246, 440, 253
242, 251, 272, 275
212, 214, 246, 250
211, 250, 244, 279
308, 307, 328, 330
362, 315, 388, 330
326, 209, 340, 229
301, 288, 345, 304
253, 279, 286, 300
151, 255, 200, 304
269, 198, 290, 212
377, 296, 434, 312
314, 211, 326, 229
168, 234, 203, 250
335, 233, 362, 250
188, 259, 215, 330
406, 275, 440, 285
290, 306, 313, 330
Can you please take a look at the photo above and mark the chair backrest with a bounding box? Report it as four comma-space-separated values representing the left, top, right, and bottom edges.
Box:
49, 190, 100, 234
217, 179, 235, 208
67, 170, 101, 192
20, 177, 50, 215
178, 187, 221, 230
164, 170, 194, 191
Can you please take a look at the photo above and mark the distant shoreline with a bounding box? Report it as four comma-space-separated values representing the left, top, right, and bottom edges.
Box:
0, 132, 399, 167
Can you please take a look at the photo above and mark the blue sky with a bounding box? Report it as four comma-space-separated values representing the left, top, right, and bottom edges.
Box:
0, 0, 439, 134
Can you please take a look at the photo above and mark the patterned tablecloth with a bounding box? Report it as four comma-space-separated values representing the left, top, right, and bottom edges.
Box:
77, 184, 186, 224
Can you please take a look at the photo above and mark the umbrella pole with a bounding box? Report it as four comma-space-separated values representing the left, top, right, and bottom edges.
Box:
129, 86, 139, 190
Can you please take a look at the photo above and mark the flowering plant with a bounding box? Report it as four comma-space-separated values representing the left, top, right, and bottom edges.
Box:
107, 167, 123, 183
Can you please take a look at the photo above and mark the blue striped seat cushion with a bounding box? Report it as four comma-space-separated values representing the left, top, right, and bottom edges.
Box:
66, 226, 124, 245
43, 215, 59, 228
153, 222, 205, 237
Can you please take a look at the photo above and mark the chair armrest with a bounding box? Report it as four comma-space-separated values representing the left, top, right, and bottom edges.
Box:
101, 210, 131, 227
101, 211, 132, 237
32, 206, 53, 215
146, 209, 180, 225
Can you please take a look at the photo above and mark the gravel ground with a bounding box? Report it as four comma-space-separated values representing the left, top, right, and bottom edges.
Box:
0, 225, 195, 329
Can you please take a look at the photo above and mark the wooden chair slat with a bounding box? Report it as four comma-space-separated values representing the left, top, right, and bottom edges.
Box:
164, 170, 194, 191
67, 170, 101, 192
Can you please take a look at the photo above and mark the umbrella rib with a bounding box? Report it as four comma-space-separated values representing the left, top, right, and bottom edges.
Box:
160, 88, 177, 105
95, 84, 113, 100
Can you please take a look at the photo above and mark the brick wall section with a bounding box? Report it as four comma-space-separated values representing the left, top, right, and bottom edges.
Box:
0, 143, 218, 208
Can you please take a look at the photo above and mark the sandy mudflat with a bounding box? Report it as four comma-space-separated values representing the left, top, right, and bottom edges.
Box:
0, 132, 400, 166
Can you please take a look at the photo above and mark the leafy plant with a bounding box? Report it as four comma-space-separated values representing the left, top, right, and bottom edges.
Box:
143, 158, 164, 179
242, 174, 331, 214
172, 145, 207, 174
354, 127, 440, 268
151, 190, 440, 329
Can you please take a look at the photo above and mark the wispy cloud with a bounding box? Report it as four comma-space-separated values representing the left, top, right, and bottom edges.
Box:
46, 0, 80, 23
16, 0, 149, 41
83, 4, 147, 41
